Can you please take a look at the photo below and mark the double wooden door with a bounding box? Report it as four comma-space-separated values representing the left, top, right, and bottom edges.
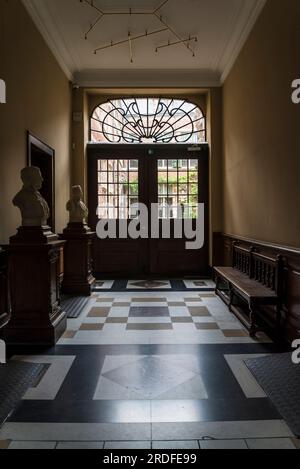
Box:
88, 144, 209, 278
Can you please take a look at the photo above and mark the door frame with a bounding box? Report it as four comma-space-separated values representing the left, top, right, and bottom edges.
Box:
27, 131, 55, 231
87, 143, 210, 278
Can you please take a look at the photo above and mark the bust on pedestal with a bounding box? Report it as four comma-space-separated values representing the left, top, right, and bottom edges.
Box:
4, 167, 67, 346
60, 186, 95, 296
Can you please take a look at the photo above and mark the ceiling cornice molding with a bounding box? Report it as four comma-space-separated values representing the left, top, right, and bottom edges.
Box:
220, 0, 267, 84
21, 0, 75, 81
74, 69, 222, 88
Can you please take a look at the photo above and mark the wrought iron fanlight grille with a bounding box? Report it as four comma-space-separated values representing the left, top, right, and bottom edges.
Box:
90, 98, 206, 144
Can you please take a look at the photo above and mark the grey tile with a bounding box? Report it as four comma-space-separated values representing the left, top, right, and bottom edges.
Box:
97, 299, 114, 303
8, 441, 56, 449
88, 307, 111, 317
106, 317, 128, 324
104, 441, 151, 449
152, 421, 293, 440
246, 438, 297, 449
189, 307, 211, 317
0, 423, 152, 441
129, 307, 170, 317
152, 440, 199, 449
126, 324, 173, 331
200, 439, 248, 449
102, 356, 195, 399
57, 442, 104, 449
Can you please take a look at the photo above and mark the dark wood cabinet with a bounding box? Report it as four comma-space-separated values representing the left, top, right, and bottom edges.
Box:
0, 248, 10, 336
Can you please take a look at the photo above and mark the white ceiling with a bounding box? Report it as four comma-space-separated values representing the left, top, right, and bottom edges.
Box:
22, 0, 267, 86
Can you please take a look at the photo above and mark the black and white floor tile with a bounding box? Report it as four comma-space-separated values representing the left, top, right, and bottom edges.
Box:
1, 282, 298, 450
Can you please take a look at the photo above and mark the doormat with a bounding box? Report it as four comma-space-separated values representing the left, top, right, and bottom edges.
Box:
245, 353, 300, 437
61, 295, 90, 318
0, 361, 46, 425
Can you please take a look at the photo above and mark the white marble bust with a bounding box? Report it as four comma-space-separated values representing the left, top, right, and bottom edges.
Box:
13, 166, 50, 227
67, 185, 89, 223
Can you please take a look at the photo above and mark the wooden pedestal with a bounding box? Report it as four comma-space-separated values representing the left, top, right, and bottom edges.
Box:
60, 223, 96, 296
0, 248, 10, 336
4, 237, 67, 346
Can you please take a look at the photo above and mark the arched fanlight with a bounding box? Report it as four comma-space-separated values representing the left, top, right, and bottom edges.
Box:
90, 98, 206, 144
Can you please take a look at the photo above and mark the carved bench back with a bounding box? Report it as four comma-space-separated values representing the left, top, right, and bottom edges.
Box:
232, 243, 282, 293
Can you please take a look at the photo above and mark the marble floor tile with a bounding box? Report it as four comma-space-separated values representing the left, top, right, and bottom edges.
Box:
246, 438, 297, 449
56, 442, 104, 449
195, 323, 219, 330
104, 441, 151, 449
152, 420, 293, 441
223, 330, 249, 338
152, 440, 199, 449
80, 323, 104, 331
88, 307, 111, 317
0, 423, 152, 441
8, 441, 56, 449
200, 439, 247, 449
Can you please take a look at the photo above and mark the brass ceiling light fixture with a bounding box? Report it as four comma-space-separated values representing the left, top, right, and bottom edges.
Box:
79, 0, 198, 63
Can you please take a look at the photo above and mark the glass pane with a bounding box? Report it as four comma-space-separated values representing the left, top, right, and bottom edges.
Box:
97, 159, 139, 219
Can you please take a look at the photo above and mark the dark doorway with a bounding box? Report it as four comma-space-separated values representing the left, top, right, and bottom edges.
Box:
88, 144, 209, 278
27, 132, 55, 231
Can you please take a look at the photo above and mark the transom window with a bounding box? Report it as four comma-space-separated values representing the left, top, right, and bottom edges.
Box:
91, 98, 206, 144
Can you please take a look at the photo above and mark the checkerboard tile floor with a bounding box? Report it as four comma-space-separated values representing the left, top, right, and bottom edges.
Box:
59, 292, 269, 345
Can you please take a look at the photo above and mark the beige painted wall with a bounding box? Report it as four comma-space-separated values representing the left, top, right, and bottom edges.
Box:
223, 0, 300, 248
0, 0, 72, 243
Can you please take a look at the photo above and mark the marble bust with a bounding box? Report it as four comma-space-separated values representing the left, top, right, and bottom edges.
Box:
13, 167, 50, 227
67, 185, 89, 223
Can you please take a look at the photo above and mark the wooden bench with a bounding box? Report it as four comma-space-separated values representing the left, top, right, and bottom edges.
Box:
213, 243, 283, 337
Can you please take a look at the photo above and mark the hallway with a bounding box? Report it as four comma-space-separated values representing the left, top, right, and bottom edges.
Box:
0, 282, 297, 450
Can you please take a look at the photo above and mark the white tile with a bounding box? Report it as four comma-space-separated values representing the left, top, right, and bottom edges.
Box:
168, 307, 190, 317
13, 355, 76, 400
246, 438, 297, 449
224, 354, 268, 398
0, 423, 151, 442
56, 442, 104, 449
8, 441, 56, 449
200, 439, 248, 449
152, 421, 294, 441
153, 440, 199, 449
109, 307, 131, 317
104, 441, 151, 449
128, 317, 172, 324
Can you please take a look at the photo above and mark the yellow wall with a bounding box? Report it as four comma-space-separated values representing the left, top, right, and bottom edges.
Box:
0, 0, 71, 243
223, 0, 300, 247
